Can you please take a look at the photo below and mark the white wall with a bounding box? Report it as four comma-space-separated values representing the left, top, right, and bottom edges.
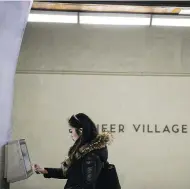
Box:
12, 74, 190, 189
12, 23, 190, 189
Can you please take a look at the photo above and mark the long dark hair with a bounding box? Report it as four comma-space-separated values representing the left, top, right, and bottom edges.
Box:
68, 113, 98, 158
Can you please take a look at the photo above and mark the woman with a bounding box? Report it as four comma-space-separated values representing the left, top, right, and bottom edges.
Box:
34, 113, 111, 189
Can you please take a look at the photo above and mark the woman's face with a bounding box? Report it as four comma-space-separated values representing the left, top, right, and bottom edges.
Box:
70, 128, 79, 141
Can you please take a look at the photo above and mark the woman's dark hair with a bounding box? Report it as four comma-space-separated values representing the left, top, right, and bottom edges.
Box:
68, 113, 98, 159
68, 113, 98, 144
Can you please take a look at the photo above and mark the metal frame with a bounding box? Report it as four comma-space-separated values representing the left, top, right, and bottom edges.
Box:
43, 1, 190, 7
16, 70, 190, 77
29, 9, 190, 26
31, 2, 184, 15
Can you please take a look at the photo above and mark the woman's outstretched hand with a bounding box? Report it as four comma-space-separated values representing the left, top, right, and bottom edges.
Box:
33, 164, 48, 174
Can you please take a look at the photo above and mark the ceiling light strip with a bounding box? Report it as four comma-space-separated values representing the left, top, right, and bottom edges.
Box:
79, 13, 151, 26
152, 16, 190, 27
28, 12, 78, 23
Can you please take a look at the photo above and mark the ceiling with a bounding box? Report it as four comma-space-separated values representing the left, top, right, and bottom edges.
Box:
32, 1, 190, 15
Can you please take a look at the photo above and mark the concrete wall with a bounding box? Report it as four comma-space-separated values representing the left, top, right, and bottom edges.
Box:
17, 23, 190, 75
11, 23, 190, 189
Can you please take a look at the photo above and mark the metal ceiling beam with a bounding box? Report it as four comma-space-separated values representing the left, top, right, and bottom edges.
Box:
35, 1, 190, 7
32, 2, 182, 14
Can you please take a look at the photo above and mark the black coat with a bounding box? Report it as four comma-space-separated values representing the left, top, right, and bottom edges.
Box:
43, 134, 109, 189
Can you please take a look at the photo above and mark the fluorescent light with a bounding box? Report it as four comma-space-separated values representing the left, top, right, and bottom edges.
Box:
80, 13, 150, 26
180, 9, 190, 15
28, 12, 77, 23
152, 16, 190, 27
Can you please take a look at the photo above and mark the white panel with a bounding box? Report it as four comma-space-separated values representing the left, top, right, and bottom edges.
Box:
0, 0, 32, 151
0, 1, 32, 188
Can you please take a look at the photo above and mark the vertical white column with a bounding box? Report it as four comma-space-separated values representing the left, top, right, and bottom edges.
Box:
0, 1, 32, 188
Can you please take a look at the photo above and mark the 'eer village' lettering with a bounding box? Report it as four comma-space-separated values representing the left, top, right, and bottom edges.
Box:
96, 124, 124, 133
97, 124, 188, 134
69, 124, 188, 134
69, 124, 125, 134
133, 124, 188, 133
